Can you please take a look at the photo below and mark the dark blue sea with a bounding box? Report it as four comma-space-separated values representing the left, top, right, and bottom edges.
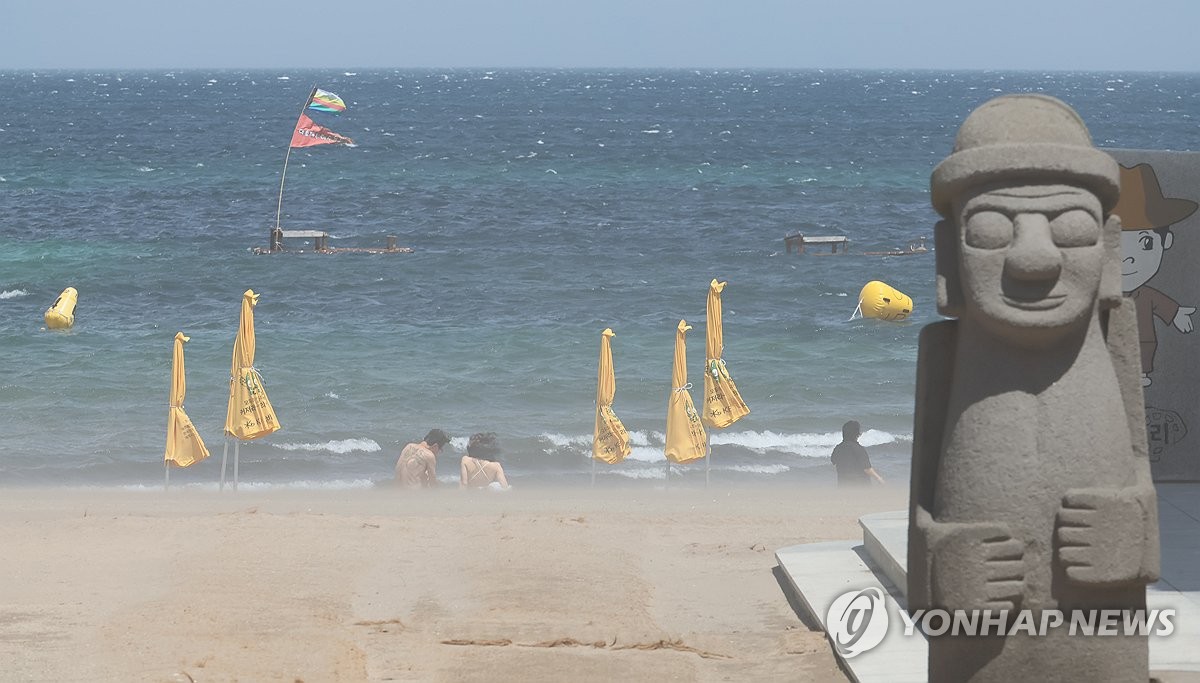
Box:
1, 69, 1197, 489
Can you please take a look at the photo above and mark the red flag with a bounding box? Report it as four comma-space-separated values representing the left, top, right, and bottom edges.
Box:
290, 113, 355, 148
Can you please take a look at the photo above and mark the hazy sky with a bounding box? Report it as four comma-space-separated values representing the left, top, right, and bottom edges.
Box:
3, 0, 1198, 71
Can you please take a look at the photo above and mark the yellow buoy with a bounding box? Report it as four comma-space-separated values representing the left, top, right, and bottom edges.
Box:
854, 280, 912, 322
44, 287, 78, 329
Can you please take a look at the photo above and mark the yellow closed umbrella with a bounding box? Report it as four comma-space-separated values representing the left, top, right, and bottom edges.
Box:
221, 289, 280, 490
702, 279, 750, 429
594, 328, 632, 471
164, 332, 210, 487
665, 319, 707, 465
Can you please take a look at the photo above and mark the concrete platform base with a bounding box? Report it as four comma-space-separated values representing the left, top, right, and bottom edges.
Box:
775, 483, 1200, 682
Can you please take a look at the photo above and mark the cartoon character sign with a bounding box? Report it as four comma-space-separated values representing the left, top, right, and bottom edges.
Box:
1116, 163, 1198, 387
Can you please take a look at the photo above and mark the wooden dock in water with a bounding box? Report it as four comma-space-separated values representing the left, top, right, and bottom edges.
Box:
784, 232, 930, 257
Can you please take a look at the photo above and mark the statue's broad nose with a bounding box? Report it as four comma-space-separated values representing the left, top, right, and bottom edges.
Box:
1006, 213, 1062, 281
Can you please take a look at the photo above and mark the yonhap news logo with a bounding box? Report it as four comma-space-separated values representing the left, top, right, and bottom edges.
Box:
826, 587, 889, 658
825, 588, 1177, 658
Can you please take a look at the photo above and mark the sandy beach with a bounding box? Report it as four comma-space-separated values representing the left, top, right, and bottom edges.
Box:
0, 482, 905, 682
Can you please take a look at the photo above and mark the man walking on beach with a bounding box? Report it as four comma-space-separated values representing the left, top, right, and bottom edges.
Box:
830, 420, 884, 487
394, 429, 451, 489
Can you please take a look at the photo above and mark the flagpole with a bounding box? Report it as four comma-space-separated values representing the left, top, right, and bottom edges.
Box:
274, 86, 318, 243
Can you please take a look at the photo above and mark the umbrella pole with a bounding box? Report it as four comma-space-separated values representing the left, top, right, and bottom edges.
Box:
164, 461, 170, 491
665, 461, 670, 490
705, 433, 711, 490
220, 439, 229, 491
233, 441, 241, 492
591, 456, 596, 488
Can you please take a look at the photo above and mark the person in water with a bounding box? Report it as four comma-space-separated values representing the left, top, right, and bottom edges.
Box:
394, 428, 450, 489
459, 432, 510, 490
830, 420, 885, 487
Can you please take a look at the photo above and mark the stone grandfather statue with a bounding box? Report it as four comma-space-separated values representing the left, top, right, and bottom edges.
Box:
909, 94, 1160, 681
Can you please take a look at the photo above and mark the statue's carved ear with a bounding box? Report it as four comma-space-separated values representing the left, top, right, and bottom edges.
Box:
935, 219, 963, 317
1099, 215, 1123, 309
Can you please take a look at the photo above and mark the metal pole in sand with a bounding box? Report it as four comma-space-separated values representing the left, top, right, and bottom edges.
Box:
705, 434, 711, 490
233, 441, 241, 492
591, 455, 596, 487
219, 439, 229, 491
164, 460, 170, 491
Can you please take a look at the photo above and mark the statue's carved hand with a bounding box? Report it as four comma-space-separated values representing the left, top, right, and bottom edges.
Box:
1057, 488, 1149, 586
931, 523, 1024, 611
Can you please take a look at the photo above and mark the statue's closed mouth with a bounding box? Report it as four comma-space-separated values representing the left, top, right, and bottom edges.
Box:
1002, 293, 1067, 310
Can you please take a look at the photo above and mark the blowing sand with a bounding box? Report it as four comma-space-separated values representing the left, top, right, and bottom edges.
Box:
0, 482, 905, 682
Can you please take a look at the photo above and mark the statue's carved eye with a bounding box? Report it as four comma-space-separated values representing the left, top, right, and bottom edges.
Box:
964, 210, 1012, 249
1050, 209, 1100, 247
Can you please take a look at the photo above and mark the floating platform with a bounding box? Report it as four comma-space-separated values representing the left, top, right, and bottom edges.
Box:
863, 236, 930, 256
784, 232, 849, 254
254, 229, 413, 255
317, 245, 414, 255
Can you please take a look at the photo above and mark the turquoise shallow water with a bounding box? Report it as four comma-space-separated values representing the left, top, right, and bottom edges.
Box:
1, 69, 1197, 488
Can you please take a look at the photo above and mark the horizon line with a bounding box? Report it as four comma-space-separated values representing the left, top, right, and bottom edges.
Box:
2, 65, 1199, 75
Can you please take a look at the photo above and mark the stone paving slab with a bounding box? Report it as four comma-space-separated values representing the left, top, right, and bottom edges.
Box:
775, 540, 926, 683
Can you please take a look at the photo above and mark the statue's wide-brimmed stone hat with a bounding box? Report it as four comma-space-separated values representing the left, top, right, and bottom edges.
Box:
931, 94, 1120, 218
1114, 163, 1198, 230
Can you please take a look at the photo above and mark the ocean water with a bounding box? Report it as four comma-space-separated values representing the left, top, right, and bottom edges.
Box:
2, 69, 1198, 489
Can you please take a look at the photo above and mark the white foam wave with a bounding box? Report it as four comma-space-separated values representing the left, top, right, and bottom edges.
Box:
723, 464, 791, 475
622, 445, 663, 463
708, 428, 905, 456
861, 429, 905, 447
629, 430, 659, 447
272, 438, 381, 454
0, 289, 29, 299
608, 468, 665, 480
539, 431, 665, 460
710, 429, 833, 456
538, 428, 908, 460
540, 432, 592, 448
110, 479, 377, 492
214, 479, 377, 491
